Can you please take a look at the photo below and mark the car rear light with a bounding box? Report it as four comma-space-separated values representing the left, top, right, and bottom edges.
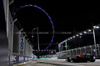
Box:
79, 54, 84, 57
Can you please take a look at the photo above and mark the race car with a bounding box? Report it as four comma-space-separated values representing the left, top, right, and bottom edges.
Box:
66, 54, 96, 62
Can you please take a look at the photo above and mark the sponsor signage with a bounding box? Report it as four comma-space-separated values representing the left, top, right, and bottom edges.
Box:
19, 35, 25, 51
10, 53, 32, 65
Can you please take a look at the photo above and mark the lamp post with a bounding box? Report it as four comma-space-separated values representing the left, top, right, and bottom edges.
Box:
37, 27, 40, 51
32, 27, 40, 50
65, 41, 67, 51
58, 44, 61, 52
93, 26, 98, 56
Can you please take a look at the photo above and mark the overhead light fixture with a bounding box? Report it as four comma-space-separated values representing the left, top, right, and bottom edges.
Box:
32, 35, 34, 37
93, 26, 96, 29
68, 38, 70, 40
96, 26, 99, 29
73, 36, 75, 38
76, 34, 79, 37
80, 33, 82, 35
70, 37, 72, 39
88, 29, 91, 32
84, 31, 87, 34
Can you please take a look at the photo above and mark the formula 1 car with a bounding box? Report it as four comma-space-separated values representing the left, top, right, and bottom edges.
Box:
66, 54, 96, 62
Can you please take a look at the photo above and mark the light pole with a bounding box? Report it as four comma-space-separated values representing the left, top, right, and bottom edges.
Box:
65, 41, 67, 51
32, 27, 40, 50
37, 27, 40, 51
93, 26, 99, 56
58, 44, 61, 52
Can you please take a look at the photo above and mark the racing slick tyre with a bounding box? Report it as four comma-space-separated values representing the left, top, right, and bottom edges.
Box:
67, 57, 71, 62
73, 59, 78, 62
90, 56, 95, 62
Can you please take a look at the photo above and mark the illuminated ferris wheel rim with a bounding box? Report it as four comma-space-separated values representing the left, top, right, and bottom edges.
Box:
11, 4, 54, 50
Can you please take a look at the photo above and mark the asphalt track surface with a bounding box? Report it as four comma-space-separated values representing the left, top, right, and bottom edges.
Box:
13, 59, 100, 66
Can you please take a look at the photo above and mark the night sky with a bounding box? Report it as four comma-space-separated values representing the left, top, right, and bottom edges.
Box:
13, 0, 100, 50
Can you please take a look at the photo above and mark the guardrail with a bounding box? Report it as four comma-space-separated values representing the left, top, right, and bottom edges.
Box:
9, 53, 33, 65
57, 44, 100, 59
